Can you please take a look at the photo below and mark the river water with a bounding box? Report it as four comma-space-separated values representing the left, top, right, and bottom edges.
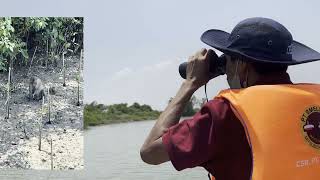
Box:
0, 120, 207, 180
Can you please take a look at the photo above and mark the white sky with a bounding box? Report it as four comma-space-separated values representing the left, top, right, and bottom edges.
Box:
1, 0, 320, 110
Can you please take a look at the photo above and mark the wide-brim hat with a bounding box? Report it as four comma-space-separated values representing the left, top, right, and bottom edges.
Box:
201, 17, 320, 65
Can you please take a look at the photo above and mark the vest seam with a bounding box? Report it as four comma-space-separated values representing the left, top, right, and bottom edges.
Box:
229, 104, 254, 180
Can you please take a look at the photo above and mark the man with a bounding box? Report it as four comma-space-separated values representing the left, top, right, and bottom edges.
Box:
140, 17, 320, 180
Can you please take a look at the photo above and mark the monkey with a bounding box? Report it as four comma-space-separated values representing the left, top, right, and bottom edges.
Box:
29, 76, 45, 100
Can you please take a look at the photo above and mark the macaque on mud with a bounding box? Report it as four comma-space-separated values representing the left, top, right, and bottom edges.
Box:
29, 76, 45, 100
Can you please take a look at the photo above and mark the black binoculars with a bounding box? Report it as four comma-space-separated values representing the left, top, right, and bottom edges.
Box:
179, 54, 227, 79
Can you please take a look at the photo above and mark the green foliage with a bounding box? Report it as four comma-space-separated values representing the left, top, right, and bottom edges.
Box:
0, 17, 83, 72
0, 60, 6, 71
84, 102, 160, 129
0, 17, 28, 70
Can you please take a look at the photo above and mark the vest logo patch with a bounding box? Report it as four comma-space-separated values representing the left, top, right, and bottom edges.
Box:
301, 106, 320, 150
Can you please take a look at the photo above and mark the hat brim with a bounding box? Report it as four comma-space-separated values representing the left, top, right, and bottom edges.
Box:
201, 29, 320, 65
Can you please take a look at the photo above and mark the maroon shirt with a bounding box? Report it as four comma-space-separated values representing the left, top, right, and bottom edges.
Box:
162, 72, 292, 180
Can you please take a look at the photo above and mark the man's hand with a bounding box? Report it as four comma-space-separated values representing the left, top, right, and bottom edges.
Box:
186, 48, 215, 90
140, 48, 215, 165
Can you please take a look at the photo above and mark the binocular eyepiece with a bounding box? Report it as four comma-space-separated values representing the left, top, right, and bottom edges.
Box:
179, 54, 227, 79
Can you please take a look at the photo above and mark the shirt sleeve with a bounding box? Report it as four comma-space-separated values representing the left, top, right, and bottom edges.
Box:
162, 98, 230, 171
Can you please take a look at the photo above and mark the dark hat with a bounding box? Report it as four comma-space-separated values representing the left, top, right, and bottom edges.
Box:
201, 17, 320, 65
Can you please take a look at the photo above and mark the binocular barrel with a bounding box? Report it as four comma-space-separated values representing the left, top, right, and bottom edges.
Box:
178, 54, 227, 79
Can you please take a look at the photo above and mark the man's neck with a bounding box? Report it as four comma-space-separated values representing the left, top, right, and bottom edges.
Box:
253, 72, 292, 86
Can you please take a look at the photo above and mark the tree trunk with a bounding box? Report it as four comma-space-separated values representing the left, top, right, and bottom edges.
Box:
47, 87, 51, 124
50, 138, 53, 170
63, 53, 66, 87
5, 66, 11, 119
76, 49, 82, 106
39, 97, 44, 151
46, 39, 48, 68
27, 46, 38, 76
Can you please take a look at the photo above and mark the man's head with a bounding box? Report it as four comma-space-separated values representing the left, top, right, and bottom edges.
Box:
200, 17, 320, 88
225, 54, 288, 88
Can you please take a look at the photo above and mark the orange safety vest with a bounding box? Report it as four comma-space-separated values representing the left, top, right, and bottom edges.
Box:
213, 83, 320, 180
